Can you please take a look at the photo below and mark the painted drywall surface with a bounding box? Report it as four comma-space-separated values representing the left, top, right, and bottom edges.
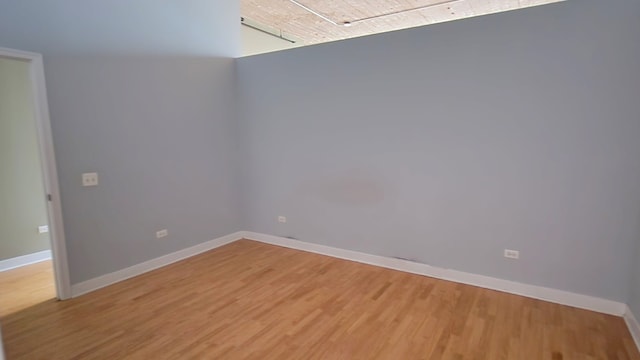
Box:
630, 238, 640, 316
0, 0, 239, 57
242, 26, 302, 57
0, 58, 50, 261
44, 56, 241, 283
0, 2, 242, 283
237, 0, 640, 301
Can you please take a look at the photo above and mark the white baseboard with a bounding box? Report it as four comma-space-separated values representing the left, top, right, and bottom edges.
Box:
64, 230, 636, 352
239, 231, 627, 316
71, 232, 243, 297
624, 306, 640, 351
0, 250, 52, 272
68, 230, 628, 317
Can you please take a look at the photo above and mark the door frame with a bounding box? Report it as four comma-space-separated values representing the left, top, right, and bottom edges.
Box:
0, 47, 71, 300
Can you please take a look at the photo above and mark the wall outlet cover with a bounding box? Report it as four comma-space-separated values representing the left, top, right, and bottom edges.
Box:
504, 249, 520, 259
82, 172, 99, 187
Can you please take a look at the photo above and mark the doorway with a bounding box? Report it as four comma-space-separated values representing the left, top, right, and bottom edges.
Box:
0, 48, 70, 311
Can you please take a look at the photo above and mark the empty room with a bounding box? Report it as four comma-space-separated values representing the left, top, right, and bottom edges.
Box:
1, 0, 640, 359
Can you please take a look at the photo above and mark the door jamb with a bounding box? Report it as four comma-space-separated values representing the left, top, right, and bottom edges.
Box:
0, 47, 71, 300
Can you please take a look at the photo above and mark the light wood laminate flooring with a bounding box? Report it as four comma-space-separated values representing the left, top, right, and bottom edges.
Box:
1, 240, 637, 359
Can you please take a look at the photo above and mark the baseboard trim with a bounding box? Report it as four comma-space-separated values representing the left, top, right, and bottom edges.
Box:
0, 250, 52, 272
71, 232, 243, 297
624, 306, 640, 351
68, 230, 627, 317
240, 231, 626, 316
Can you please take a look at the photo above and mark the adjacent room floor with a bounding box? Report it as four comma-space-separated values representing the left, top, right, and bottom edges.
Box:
0, 260, 55, 319
1, 240, 638, 359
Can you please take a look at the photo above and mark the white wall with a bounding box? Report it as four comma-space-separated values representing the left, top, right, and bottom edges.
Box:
237, 0, 640, 302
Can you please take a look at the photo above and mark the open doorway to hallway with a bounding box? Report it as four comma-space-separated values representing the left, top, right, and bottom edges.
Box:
0, 56, 56, 317
0, 46, 71, 360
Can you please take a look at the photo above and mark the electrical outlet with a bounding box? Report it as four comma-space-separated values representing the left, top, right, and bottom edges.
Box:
504, 249, 520, 259
38, 225, 49, 234
278, 216, 287, 223
156, 229, 168, 238
82, 172, 99, 187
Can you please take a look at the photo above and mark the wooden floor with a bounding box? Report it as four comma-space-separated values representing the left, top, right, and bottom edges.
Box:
0, 260, 55, 319
1, 240, 638, 359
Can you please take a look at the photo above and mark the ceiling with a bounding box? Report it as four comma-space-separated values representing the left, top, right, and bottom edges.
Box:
241, 0, 561, 46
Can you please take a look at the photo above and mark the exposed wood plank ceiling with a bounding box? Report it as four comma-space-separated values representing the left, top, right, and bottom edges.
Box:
241, 0, 561, 45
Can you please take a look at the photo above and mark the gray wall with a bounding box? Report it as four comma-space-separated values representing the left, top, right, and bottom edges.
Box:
237, 0, 640, 302
630, 238, 640, 316
0, 58, 50, 261
0, 0, 241, 283
0, 0, 238, 57
1, 0, 638, 306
